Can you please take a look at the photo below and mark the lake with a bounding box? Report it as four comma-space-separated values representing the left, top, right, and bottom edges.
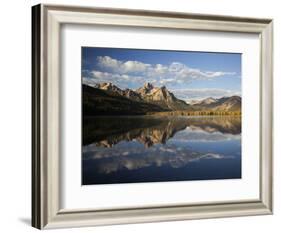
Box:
82, 116, 241, 185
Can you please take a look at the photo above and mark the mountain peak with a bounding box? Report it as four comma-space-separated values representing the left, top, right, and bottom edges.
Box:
95, 82, 124, 95
136, 82, 156, 97
95, 82, 113, 89
144, 82, 154, 90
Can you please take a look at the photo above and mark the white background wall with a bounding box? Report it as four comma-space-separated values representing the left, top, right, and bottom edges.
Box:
0, 0, 279, 232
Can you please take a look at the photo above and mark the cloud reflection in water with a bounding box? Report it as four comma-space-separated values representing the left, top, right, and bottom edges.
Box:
83, 116, 240, 176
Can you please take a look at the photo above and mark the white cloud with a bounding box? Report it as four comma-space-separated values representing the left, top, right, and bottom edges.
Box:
83, 71, 151, 89
97, 56, 151, 74
92, 56, 237, 86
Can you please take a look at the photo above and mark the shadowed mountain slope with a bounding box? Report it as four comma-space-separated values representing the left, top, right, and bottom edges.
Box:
83, 84, 168, 116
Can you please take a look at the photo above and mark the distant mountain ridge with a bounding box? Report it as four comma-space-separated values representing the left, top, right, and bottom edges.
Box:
196, 97, 217, 105
192, 95, 241, 112
95, 82, 192, 111
84, 82, 241, 116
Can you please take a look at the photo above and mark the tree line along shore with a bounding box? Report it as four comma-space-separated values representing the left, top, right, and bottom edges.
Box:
147, 110, 241, 116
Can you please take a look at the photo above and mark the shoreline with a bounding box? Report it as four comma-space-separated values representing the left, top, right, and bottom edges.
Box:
83, 112, 241, 118
147, 110, 241, 116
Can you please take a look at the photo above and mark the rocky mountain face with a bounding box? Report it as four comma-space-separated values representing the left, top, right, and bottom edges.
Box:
136, 83, 190, 110
94, 82, 191, 111
95, 82, 123, 94
94, 82, 143, 101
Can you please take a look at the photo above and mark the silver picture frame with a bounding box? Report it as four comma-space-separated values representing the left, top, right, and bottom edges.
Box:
32, 4, 273, 229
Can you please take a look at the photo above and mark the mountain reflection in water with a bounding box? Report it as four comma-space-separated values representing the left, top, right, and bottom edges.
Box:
82, 116, 241, 185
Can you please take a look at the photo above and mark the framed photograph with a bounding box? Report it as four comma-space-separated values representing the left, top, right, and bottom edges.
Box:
32, 4, 273, 229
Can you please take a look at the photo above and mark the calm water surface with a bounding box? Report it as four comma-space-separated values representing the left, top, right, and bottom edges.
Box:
82, 116, 241, 185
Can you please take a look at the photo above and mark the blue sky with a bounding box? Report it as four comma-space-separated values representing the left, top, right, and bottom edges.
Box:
82, 47, 241, 102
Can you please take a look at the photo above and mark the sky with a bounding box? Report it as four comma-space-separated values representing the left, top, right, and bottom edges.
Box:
82, 47, 241, 102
